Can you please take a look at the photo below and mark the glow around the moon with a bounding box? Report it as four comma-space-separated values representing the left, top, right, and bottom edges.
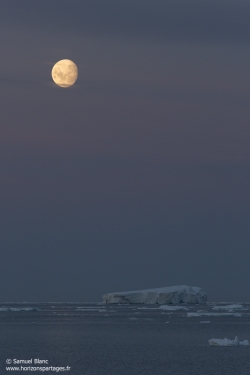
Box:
51, 59, 78, 88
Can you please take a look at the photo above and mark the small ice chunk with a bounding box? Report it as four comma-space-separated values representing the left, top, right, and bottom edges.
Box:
137, 307, 159, 310
187, 312, 241, 317
159, 305, 189, 311
0, 307, 39, 312
208, 336, 249, 346
200, 321, 211, 323
161, 312, 173, 315
241, 340, 250, 346
212, 304, 246, 311
77, 309, 100, 311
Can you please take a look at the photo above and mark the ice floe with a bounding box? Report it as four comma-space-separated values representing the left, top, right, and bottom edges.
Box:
77, 308, 106, 312
137, 307, 159, 310
159, 305, 189, 311
208, 336, 249, 346
187, 312, 241, 317
212, 304, 247, 311
0, 307, 38, 311
161, 312, 173, 315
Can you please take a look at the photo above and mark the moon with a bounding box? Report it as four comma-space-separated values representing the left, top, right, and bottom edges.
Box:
51, 59, 78, 88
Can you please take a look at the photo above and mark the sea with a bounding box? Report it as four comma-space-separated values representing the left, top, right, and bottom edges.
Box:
0, 302, 250, 375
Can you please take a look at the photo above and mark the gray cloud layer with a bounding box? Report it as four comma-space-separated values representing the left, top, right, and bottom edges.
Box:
3, 0, 250, 43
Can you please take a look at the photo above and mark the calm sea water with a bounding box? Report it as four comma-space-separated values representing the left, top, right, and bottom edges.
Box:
0, 302, 250, 375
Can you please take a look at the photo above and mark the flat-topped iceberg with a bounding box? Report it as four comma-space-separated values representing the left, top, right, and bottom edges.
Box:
103, 285, 207, 304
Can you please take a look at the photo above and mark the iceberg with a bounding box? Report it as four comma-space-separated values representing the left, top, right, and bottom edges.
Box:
102, 285, 207, 304
208, 336, 249, 346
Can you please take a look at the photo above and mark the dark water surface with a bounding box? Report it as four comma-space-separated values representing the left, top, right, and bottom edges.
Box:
0, 302, 250, 374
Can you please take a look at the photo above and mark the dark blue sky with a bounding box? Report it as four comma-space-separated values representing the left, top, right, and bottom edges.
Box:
1, 0, 250, 302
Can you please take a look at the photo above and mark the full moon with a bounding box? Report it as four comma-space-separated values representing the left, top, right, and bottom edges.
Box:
51, 59, 78, 88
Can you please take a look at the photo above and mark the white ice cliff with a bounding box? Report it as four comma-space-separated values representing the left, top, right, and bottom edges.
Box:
103, 285, 207, 304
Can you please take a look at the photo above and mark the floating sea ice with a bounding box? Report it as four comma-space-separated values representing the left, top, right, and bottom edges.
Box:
77, 309, 100, 311
161, 312, 173, 315
77, 307, 106, 311
17, 308, 39, 311
212, 304, 247, 311
187, 312, 241, 317
159, 305, 189, 311
241, 340, 250, 345
208, 336, 250, 346
0, 307, 39, 312
137, 307, 159, 310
